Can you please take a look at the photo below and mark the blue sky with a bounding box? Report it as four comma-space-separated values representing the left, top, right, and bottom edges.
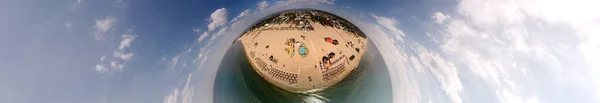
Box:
1, 0, 600, 103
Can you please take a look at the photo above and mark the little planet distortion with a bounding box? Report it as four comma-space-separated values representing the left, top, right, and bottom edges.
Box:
238, 9, 368, 93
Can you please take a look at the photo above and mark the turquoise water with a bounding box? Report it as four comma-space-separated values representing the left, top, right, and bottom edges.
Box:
213, 41, 392, 103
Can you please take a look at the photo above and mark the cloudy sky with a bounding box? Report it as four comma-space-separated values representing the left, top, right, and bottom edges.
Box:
1, 0, 599, 103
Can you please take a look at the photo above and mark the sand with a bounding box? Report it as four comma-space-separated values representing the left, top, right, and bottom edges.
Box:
238, 20, 367, 93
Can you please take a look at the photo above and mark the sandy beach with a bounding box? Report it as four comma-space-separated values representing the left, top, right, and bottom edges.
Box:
238, 12, 367, 92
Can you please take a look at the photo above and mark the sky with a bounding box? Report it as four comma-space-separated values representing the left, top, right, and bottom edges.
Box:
1, 0, 599, 103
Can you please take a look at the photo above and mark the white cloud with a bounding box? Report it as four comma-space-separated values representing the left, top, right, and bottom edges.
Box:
186, 48, 192, 53
258, 1, 269, 11
180, 74, 195, 103
65, 22, 72, 30
95, 64, 108, 73
210, 27, 228, 41
197, 7, 230, 44
195, 55, 208, 71
426, 0, 600, 102
163, 89, 179, 103
356, 17, 421, 103
161, 55, 168, 60
363, 17, 464, 103
437, 12, 537, 103
94, 60, 124, 74
109, 60, 124, 69
358, 1, 600, 101
413, 46, 463, 103
193, 47, 210, 71
272, 0, 335, 8
316, 0, 335, 5
95, 29, 138, 74
231, 9, 250, 22
192, 28, 200, 33
197, 32, 208, 43
94, 16, 116, 41
207, 8, 229, 32
100, 55, 106, 61
168, 55, 181, 69
192, 27, 209, 43
114, 31, 137, 61
193, 48, 206, 64
371, 14, 405, 42
163, 74, 195, 103
580, 25, 600, 96
118, 32, 137, 50
231, 20, 244, 29
431, 12, 450, 24
113, 51, 134, 61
